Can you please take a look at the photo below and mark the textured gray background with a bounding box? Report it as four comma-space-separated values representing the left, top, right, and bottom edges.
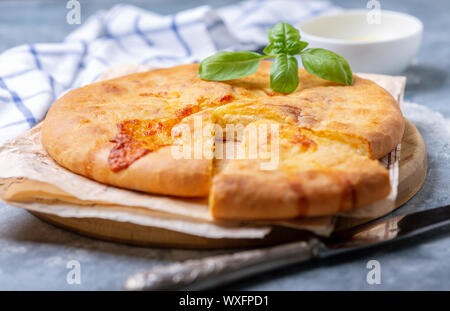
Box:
0, 0, 449, 290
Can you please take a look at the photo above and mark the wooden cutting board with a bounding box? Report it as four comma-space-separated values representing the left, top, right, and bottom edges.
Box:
30, 119, 427, 249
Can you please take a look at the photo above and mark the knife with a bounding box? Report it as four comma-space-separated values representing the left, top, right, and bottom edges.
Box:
123, 204, 450, 291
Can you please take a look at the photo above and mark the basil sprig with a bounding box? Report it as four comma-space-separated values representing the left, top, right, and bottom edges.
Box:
198, 22, 353, 93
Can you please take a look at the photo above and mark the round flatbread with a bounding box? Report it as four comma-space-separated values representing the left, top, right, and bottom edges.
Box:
42, 61, 404, 219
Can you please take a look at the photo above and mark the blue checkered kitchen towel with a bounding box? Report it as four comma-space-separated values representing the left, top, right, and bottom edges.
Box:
0, 0, 339, 143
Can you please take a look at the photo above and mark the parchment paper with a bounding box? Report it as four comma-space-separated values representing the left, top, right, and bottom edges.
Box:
0, 68, 406, 239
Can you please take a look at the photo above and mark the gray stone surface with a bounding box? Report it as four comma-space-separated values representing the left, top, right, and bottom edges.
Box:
0, 0, 449, 290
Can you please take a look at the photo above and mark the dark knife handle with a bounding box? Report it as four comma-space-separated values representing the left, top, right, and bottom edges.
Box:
123, 238, 322, 291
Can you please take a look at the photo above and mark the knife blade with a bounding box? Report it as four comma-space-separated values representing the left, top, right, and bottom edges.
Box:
123, 204, 450, 291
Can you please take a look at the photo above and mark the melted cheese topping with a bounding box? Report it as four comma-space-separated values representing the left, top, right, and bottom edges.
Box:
108, 105, 200, 171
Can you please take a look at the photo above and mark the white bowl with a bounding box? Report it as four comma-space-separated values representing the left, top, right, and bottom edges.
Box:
299, 10, 423, 74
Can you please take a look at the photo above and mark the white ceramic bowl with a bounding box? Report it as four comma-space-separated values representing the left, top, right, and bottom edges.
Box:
299, 10, 423, 74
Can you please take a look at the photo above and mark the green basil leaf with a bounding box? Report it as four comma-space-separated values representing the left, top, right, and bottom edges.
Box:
286, 40, 309, 55
263, 42, 285, 55
265, 40, 308, 55
268, 22, 301, 45
270, 54, 299, 93
300, 48, 354, 85
199, 51, 266, 81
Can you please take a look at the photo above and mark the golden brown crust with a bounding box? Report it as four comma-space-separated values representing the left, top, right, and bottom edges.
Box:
42, 61, 404, 218
41, 74, 215, 197
286, 75, 405, 159
210, 159, 391, 219
210, 170, 391, 219
210, 123, 392, 219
